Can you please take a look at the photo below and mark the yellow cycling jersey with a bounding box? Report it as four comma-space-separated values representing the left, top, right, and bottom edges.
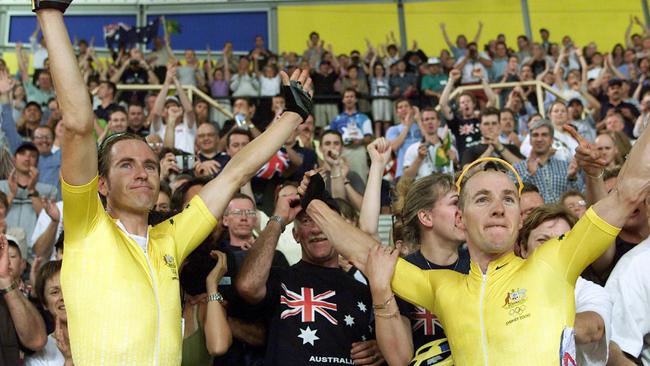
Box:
61, 176, 217, 366
392, 207, 619, 366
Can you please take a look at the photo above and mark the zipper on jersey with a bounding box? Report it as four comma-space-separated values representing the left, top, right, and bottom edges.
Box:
480, 272, 489, 366
144, 256, 161, 366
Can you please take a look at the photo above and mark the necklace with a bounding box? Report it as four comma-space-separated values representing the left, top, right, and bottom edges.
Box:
420, 250, 460, 272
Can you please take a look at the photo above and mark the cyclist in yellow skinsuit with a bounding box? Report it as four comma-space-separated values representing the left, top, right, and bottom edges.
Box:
34, 3, 313, 365
304, 125, 650, 365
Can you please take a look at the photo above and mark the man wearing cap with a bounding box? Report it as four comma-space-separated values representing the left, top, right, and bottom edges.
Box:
567, 98, 597, 143
33, 125, 61, 197
0, 142, 57, 242
150, 64, 196, 154
599, 79, 639, 135
420, 57, 447, 105
0, 100, 43, 154
0, 234, 47, 365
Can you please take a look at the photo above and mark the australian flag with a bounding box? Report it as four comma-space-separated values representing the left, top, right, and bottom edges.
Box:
104, 18, 159, 50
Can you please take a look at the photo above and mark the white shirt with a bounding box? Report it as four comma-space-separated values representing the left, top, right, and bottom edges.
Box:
116, 220, 149, 256
25, 334, 65, 366
153, 115, 197, 154
606, 236, 650, 364
29, 201, 64, 261
575, 277, 612, 366
402, 129, 457, 179
259, 74, 281, 96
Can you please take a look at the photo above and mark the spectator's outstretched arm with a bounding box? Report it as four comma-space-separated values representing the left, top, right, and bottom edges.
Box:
0, 235, 47, 351
37, 9, 97, 185
625, 16, 635, 49
366, 245, 414, 365
15, 43, 29, 83
472, 21, 484, 44
439, 23, 454, 51
198, 69, 312, 219
307, 200, 378, 272
567, 122, 650, 228
439, 69, 460, 120
236, 193, 301, 304
172, 76, 195, 129
359, 138, 391, 238
149, 64, 175, 133
204, 250, 232, 356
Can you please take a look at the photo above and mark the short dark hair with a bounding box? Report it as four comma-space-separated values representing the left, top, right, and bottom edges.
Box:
522, 183, 540, 194
170, 176, 212, 213
107, 106, 127, 120
35, 260, 62, 307
100, 80, 117, 96
320, 129, 343, 143
127, 101, 144, 110
560, 189, 586, 205
226, 192, 256, 212
97, 132, 150, 178
226, 128, 253, 147
481, 107, 500, 121
342, 88, 357, 97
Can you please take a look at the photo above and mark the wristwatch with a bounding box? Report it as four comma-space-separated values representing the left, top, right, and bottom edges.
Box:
268, 215, 286, 233
207, 292, 224, 303
0, 281, 17, 295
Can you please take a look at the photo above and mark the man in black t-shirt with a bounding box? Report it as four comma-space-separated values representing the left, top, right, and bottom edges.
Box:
440, 69, 498, 157
236, 187, 383, 366
461, 107, 524, 167
310, 61, 340, 129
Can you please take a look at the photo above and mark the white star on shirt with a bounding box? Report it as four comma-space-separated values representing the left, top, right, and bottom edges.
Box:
298, 326, 320, 346
368, 325, 373, 333
357, 302, 367, 312
344, 314, 355, 327
361, 335, 367, 341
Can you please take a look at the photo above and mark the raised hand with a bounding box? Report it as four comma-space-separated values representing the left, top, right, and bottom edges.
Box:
449, 69, 461, 82
27, 167, 39, 193
367, 137, 392, 166
43, 198, 61, 222
564, 124, 607, 177
0, 235, 12, 288
0, 69, 16, 95
273, 191, 302, 224
206, 250, 228, 293
279, 68, 313, 122
366, 244, 400, 292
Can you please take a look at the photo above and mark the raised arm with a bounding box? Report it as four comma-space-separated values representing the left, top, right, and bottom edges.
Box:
625, 16, 635, 49
307, 200, 378, 271
149, 64, 175, 132
172, 76, 195, 129
0, 235, 47, 351
478, 69, 498, 107
359, 138, 391, 238
204, 250, 232, 356
36, 8, 97, 186
365, 245, 414, 365
439, 23, 455, 50
236, 193, 300, 304
197, 70, 312, 219
439, 69, 460, 120
472, 21, 484, 44
15, 43, 29, 83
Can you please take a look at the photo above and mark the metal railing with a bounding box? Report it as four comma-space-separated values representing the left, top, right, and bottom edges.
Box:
446, 80, 566, 118
116, 84, 234, 118
117, 79, 565, 119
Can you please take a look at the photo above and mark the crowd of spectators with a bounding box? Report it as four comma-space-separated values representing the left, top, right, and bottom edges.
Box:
1, 12, 650, 366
